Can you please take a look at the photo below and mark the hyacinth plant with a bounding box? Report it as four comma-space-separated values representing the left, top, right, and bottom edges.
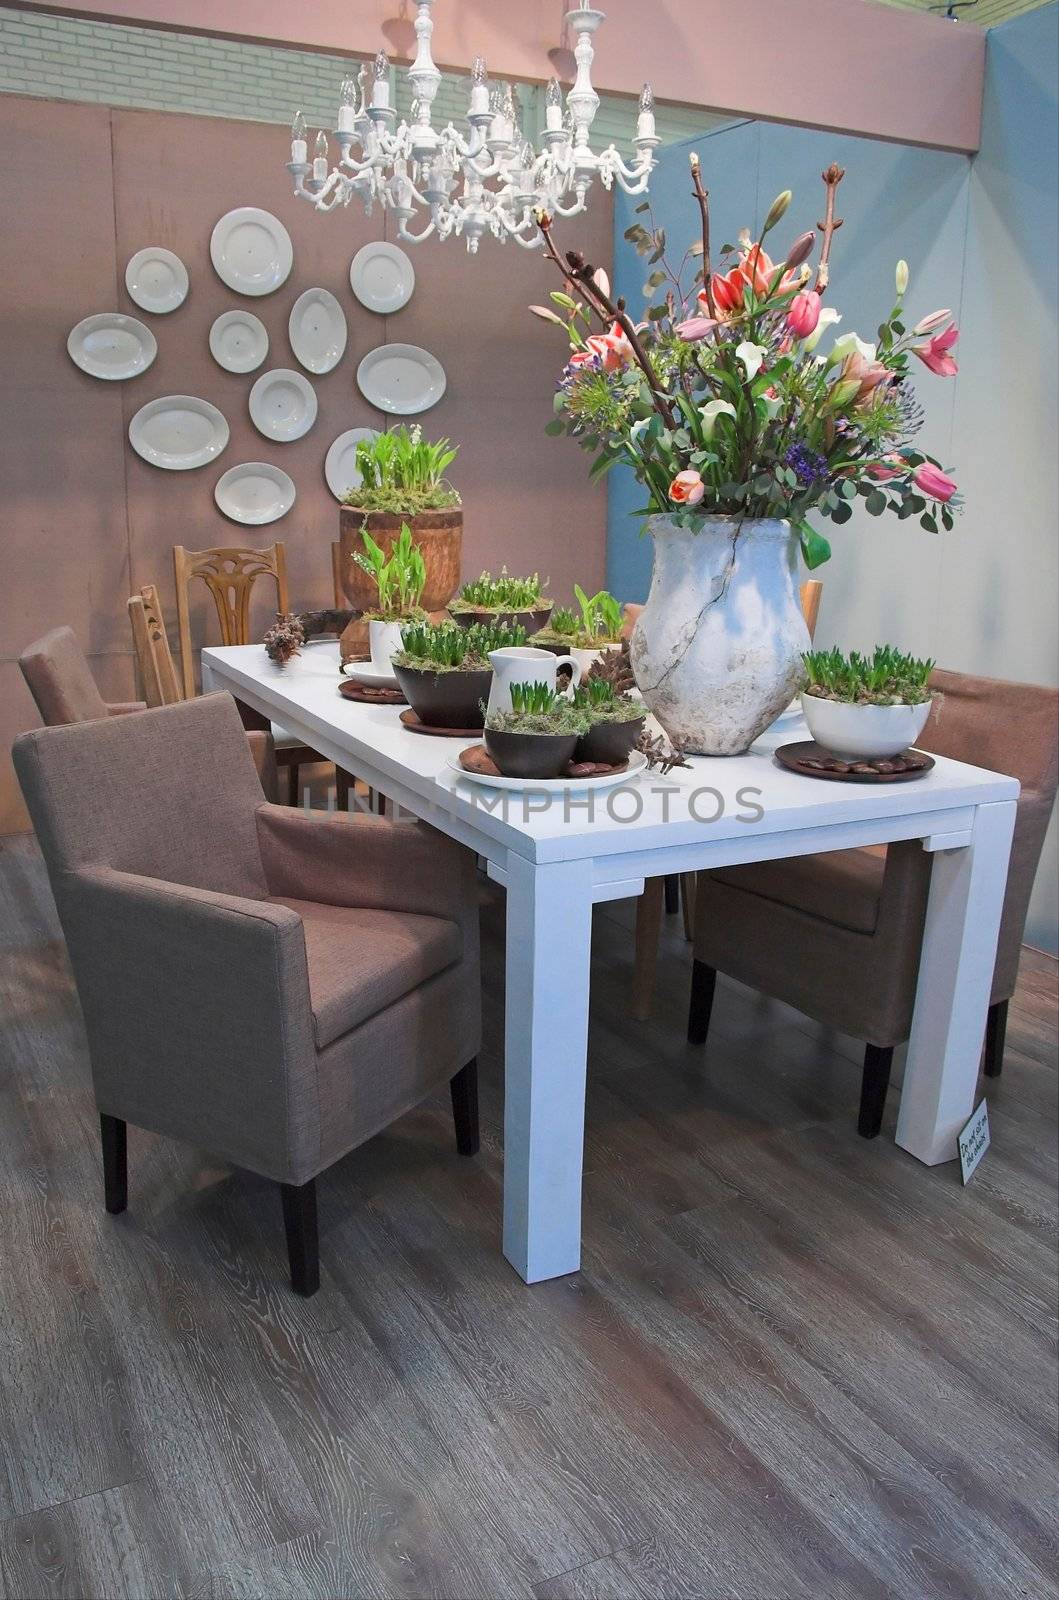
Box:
531, 159, 961, 569
344, 424, 460, 516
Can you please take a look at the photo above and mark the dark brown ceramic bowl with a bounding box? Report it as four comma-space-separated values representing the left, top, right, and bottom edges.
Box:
391, 663, 492, 729
576, 715, 646, 766
484, 727, 579, 779
447, 602, 553, 637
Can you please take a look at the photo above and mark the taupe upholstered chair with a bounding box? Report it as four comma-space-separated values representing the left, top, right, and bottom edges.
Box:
13, 693, 481, 1295
687, 669, 1059, 1137
20, 623, 279, 802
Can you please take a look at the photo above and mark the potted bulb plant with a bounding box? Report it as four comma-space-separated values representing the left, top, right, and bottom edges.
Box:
534, 585, 626, 674
352, 522, 427, 671
484, 681, 589, 779
392, 620, 527, 729
800, 645, 935, 758
448, 570, 553, 635
573, 677, 646, 765
339, 425, 461, 610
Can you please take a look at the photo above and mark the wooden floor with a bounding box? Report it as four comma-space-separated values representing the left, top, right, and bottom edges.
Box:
0, 831, 1056, 1600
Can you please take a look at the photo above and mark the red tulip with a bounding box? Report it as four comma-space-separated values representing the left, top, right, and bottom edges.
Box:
913, 463, 957, 501
787, 289, 822, 339
913, 323, 959, 378
867, 454, 904, 481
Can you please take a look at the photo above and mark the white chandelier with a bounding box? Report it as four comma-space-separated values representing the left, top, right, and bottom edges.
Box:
286, 0, 658, 253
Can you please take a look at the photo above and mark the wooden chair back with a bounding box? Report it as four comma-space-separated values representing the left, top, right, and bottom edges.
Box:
128, 584, 183, 708
173, 542, 289, 700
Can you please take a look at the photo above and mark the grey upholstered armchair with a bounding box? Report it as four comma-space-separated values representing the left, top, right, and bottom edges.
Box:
13, 692, 481, 1295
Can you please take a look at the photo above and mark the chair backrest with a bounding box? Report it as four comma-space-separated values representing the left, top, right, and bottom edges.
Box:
13, 693, 269, 900
128, 584, 184, 708
923, 668, 1059, 1000
173, 542, 289, 699
19, 626, 109, 726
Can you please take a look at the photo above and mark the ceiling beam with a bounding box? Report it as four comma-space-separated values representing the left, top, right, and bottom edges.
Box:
9, 0, 986, 152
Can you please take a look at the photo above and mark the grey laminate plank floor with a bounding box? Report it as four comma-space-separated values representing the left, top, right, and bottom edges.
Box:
0, 831, 1055, 1600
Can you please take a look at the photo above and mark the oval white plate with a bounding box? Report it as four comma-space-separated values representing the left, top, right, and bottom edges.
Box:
68, 313, 157, 380
350, 242, 415, 313
289, 287, 347, 375
129, 395, 229, 470
209, 309, 269, 373
125, 247, 189, 314
341, 661, 398, 688
210, 208, 293, 296
447, 748, 648, 794
356, 343, 446, 415
214, 462, 296, 526
324, 426, 380, 500
248, 368, 317, 441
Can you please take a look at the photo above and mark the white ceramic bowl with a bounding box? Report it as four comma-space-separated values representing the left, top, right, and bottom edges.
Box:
800, 694, 932, 759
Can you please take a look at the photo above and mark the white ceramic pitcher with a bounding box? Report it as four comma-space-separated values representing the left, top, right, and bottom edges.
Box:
486, 646, 582, 717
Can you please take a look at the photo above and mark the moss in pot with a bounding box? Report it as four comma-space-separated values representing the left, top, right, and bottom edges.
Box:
448, 569, 553, 635
801, 646, 936, 759
391, 620, 527, 729
573, 678, 646, 765
483, 682, 589, 779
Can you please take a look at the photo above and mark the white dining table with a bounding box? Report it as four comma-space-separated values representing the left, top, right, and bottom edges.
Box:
202, 642, 1019, 1285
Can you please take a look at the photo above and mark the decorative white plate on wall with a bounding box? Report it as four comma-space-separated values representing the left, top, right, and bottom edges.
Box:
350, 242, 415, 313
214, 462, 296, 525
209, 309, 269, 373
324, 426, 380, 500
248, 368, 317, 441
67, 313, 157, 380
125, 247, 189, 314
288, 288, 347, 374
210, 208, 293, 296
356, 344, 446, 415
128, 395, 229, 470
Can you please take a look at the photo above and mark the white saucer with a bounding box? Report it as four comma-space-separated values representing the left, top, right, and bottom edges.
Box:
350, 242, 415, 313
248, 368, 317, 441
341, 661, 398, 688
447, 748, 648, 794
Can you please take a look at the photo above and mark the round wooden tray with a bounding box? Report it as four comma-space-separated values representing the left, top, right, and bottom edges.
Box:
775, 740, 935, 783
338, 678, 406, 706
399, 709, 481, 738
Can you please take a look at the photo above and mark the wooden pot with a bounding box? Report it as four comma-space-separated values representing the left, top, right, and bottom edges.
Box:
338, 508, 462, 614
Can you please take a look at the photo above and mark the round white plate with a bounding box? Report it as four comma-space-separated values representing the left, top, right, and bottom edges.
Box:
356, 343, 446, 415
350, 242, 415, 313
125, 247, 189, 314
209, 309, 269, 373
248, 368, 317, 441
67, 313, 157, 380
447, 748, 648, 794
128, 395, 229, 471
214, 462, 296, 525
210, 208, 293, 296
341, 661, 398, 688
324, 426, 380, 500
288, 287, 347, 374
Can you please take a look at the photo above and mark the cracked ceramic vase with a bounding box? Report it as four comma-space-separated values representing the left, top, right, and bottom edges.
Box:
630, 515, 810, 756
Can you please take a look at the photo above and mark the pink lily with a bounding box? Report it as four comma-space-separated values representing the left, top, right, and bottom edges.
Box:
913, 323, 959, 377
839, 350, 892, 405
913, 309, 952, 336
568, 320, 636, 372
913, 462, 957, 501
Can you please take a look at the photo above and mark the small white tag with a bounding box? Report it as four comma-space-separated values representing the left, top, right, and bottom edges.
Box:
958, 1100, 990, 1184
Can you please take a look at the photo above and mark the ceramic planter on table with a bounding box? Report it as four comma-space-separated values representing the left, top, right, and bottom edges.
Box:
449, 603, 553, 637
338, 508, 461, 662
576, 715, 646, 766
485, 646, 582, 718
801, 694, 933, 759
391, 664, 493, 729
630, 514, 810, 756
368, 619, 405, 671
484, 728, 579, 779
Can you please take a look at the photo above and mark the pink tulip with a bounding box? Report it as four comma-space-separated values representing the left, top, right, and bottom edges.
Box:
669, 470, 705, 506
675, 315, 718, 342
913, 309, 952, 336
913, 462, 957, 501
787, 289, 821, 339
913, 323, 959, 378
867, 454, 904, 481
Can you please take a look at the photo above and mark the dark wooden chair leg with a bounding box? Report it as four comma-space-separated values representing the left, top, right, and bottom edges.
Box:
100, 1114, 127, 1214
687, 960, 717, 1046
280, 1179, 319, 1296
287, 761, 301, 808
664, 874, 680, 915
858, 1044, 895, 1138
983, 998, 1008, 1078
450, 1059, 480, 1156
335, 769, 352, 812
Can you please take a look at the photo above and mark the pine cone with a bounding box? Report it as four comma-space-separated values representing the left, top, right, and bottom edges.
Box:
263, 611, 305, 665
585, 641, 636, 696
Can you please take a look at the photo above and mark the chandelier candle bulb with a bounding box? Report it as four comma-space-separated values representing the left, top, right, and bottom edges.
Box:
313, 130, 329, 181
290, 109, 307, 165
338, 75, 357, 133
469, 56, 489, 116
546, 77, 564, 131
637, 83, 655, 141
372, 50, 390, 110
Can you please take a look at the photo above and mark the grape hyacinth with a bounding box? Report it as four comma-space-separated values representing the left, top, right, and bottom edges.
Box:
785, 442, 829, 487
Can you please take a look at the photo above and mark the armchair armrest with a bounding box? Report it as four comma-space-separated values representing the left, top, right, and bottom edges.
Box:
255, 804, 479, 942
106, 700, 147, 716
60, 866, 320, 1184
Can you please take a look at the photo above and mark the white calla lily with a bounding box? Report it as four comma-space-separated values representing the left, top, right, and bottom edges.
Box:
699, 399, 736, 438
801, 306, 841, 353
826, 330, 876, 368
736, 341, 767, 381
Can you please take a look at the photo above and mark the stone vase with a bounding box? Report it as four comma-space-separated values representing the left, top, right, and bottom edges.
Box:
629, 514, 810, 756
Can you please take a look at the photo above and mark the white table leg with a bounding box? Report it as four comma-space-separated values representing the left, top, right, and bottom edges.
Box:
897, 798, 1017, 1165
502, 851, 595, 1283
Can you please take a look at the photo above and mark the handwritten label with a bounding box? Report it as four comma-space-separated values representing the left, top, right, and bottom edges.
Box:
959, 1100, 990, 1185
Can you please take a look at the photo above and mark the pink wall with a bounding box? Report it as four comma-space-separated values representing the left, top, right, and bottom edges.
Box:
20, 0, 987, 153
0, 93, 610, 830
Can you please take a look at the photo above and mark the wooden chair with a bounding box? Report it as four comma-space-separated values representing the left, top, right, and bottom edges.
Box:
128, 583, 182, 709
629, 578, 825, 1020
172, 544, 332, 806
